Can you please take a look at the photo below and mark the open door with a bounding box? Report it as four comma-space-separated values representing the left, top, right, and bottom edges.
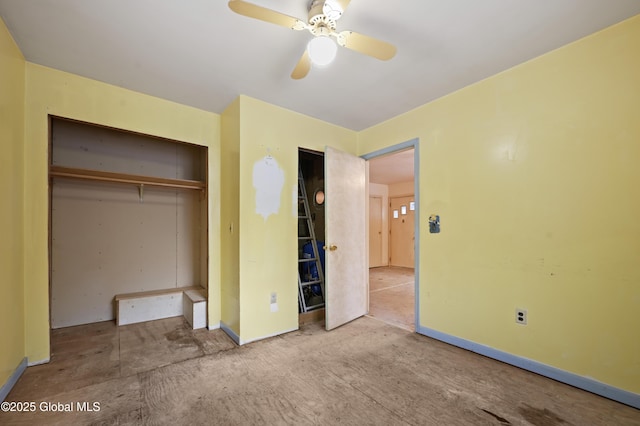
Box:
324, 146, 368, 330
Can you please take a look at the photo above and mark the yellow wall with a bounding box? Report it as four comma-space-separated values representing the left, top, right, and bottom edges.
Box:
358, 15, 640, 393
23, 63, 221, 362
220, 98, 241, 334
0, 17, 25, 386
236, 96, 357, 342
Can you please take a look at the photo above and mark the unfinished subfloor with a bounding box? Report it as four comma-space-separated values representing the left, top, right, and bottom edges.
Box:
2, 317, 639, 425
368, 266, 415, 331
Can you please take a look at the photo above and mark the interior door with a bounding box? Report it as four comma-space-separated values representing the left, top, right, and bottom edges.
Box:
325, 146, 368, 330
390, 196, 415, 268
369, 196, 384, 267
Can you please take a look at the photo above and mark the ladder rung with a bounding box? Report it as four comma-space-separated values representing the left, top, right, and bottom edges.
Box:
298, 258, 318, 263
300, 280, 321, 286
298, 236, 312, 240
306, 303, 325, 310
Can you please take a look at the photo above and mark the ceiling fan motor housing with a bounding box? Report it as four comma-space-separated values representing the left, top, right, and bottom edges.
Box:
308, 0, 340, 32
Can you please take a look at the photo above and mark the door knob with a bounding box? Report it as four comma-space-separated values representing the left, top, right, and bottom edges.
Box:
324, 244, 338, 251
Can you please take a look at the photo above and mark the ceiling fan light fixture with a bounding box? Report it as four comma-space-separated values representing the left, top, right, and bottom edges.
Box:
307, 36, 337, 67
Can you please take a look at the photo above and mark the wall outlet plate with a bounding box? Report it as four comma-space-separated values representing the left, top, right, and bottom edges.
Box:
515, 308, 527, 325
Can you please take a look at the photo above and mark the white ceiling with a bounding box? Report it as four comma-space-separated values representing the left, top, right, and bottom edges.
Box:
1, 1, 639, 131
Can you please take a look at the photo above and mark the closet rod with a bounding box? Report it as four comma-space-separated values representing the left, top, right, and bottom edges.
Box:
49, 165, 205, 190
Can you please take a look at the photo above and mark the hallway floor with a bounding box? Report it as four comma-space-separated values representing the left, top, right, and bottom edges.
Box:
368, 266, 415, 331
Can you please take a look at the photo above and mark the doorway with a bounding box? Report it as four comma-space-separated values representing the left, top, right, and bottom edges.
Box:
297, 149, 326, 316
297, 144, 416, 331
297, 147, 368, 331
364, 142, 418, 331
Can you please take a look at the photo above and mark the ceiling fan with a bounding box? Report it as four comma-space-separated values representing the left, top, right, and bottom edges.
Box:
228, 0, 397, 79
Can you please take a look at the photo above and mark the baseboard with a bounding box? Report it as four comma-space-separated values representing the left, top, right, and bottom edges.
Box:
27, 357, 50, 367
219, 322, 298, 346
220, 321, 240, 345
207, 321, 221, 331
1, 357, 27, 402
417, 326, 640, 410
241, 327, 298, 345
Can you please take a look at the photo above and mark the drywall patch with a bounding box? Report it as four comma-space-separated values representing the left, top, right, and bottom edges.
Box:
253, 155, 284, 220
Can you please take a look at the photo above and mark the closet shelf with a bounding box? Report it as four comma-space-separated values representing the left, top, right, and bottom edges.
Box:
49, 165, 206, 190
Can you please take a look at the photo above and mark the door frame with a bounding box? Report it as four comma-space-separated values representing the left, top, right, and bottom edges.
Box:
362, 138, 420, 332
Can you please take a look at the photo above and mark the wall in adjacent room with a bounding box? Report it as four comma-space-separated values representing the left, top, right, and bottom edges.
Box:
369, 182, 389, 266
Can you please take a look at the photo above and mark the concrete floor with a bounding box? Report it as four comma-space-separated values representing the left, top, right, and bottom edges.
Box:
2, 315, 639, 425
368, 266, 415, 331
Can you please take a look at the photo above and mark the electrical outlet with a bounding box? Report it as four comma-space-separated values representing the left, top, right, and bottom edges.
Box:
270, 292, 277, 304
515, 308, 527, 325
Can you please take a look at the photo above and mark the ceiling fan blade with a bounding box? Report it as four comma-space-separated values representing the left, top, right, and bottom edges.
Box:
228, 0, 307, 30
337, 30, 396, 61
291, 50, 311, 80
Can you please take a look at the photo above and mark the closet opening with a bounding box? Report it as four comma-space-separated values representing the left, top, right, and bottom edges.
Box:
48, 116, 208, 332
297, 148, 326, 325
